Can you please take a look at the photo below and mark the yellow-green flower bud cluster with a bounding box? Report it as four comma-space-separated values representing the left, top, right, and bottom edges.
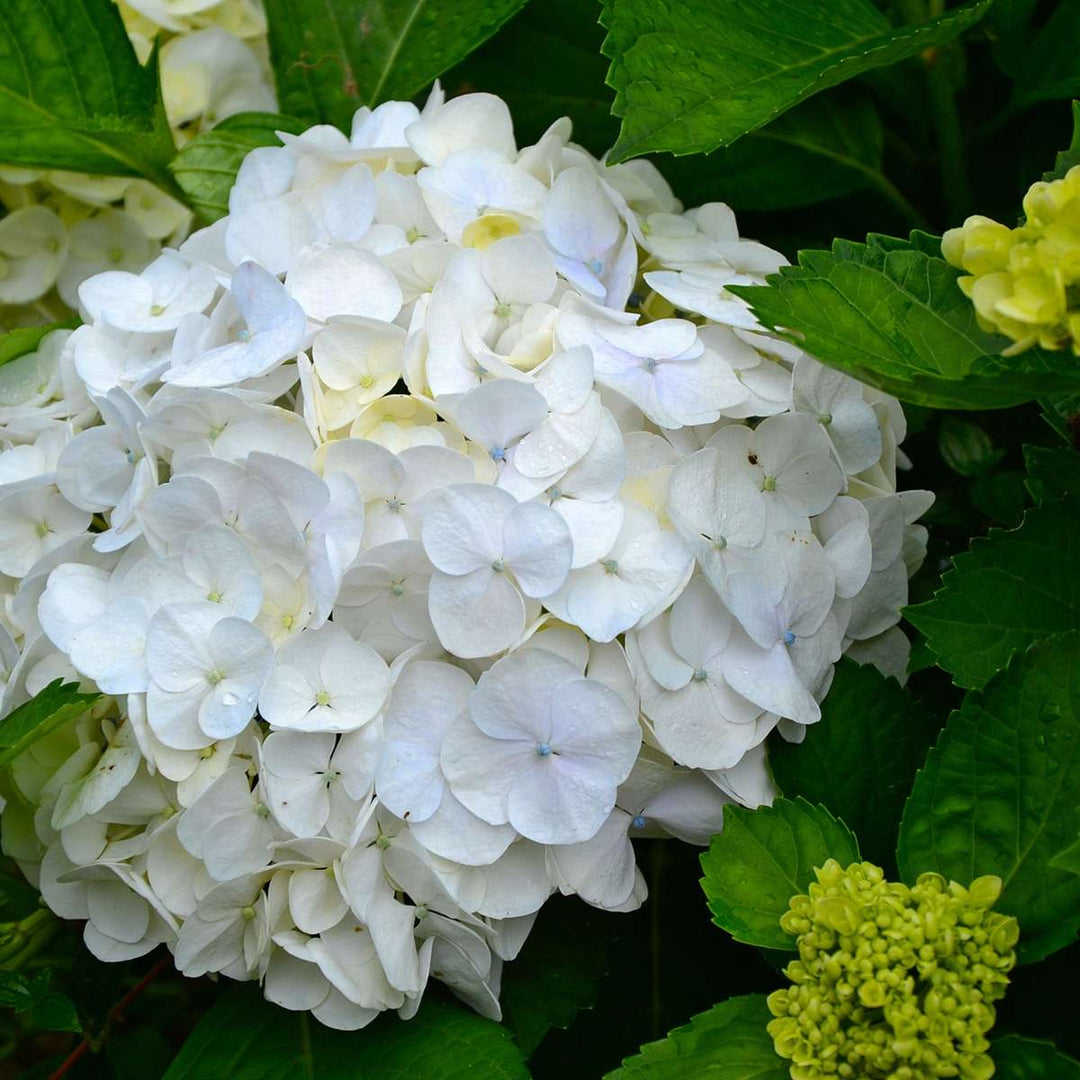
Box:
767, 860, 1018, 1080
942, 166, 1080, 355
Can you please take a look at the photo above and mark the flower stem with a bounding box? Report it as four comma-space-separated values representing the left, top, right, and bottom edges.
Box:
924, 45, 970, 222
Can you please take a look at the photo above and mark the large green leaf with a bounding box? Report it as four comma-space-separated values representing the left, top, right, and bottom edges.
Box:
0, 680, 100, 770
263, 0, 529, 132
599, 0, 991, 163
729, 236, 1080, 410
447, 9, 891, 214
1005, 4, 1080, 109
170, 113, 306, 224
905, 495, 1080, 689
769, 659, 938, 873
896, 633, 1080, 964
442, 0, 619, 157
500, 897, 608, 1056
671, 92, 889, 213
603, 994, 786, 1080
992, 1035, 1080, 1079
0, 0, 177, 195
1023, 445, 1080, 504
164, 987, 529, 1079
700, 798, 859, 951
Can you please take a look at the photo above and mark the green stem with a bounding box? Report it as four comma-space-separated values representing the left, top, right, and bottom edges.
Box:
866, 172, 932, 231
925, 48, 970, 221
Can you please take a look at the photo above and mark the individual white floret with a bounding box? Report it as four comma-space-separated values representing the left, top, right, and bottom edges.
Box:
440, 649, 640, 845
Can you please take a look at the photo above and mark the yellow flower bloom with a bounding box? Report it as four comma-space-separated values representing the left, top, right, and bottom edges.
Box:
943, 166, 1080, 355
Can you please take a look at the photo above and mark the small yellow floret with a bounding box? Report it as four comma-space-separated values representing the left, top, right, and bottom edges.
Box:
943, 166, 1080, 355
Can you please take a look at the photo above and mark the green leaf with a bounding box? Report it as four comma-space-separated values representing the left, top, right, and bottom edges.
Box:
263, 0, 530, 131
0, 322, 76, 370
896, 633, 1080, 963
729, 236, 1080, 410
31, 992, 81, 1034
1050, 835, 1080, 875
603, 994, 786, 1079
992, 1035, 1080, 1079
500, 897, 608, 1056
1043, 100, 1080, 182
970, 470, 1029, 529
447, 14, 888, 213
0, 970, 49, 1011
1008, 5, 1080, 109
600, 0, 991, 162
0, 680, 100, 770
668, 92, 888, 213
442, 0, 618, 157
700, 797, 860, 951
1023, 445, 1080, 503
170, 113, 306, 224
164, 986, 529, 1079
905, 495, 1080, 689
0, 0, 178, 195
768, 659, 938, 873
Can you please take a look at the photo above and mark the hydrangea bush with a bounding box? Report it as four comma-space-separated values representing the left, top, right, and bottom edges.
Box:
1, 1, 1079, 1077
0, 83, 931, 1029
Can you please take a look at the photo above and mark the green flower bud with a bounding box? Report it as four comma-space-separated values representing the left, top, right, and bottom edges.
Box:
767, 860, 1018, 1080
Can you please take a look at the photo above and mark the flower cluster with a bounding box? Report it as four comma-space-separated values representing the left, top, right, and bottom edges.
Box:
0, 0, 274, 326
0, 88, 930, 1028
942, 164, 1080, 355
768, 861, 1018, 1080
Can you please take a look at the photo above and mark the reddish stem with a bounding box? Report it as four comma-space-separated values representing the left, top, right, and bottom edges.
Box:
49, 954, 171, 1080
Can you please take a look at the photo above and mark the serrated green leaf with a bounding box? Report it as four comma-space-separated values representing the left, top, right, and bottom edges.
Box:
905, 495, 1080, 689
992, 1034, 1080, 1078
599, 0, 990, 163
0, 0, 178, 195
897, 633, 1080, 963
263, 0, 529, 131
164, 986, 529, 1079
31, 992, 81, 1034
603, 994, 786, 1080
668, 92, 888, 213
730, 238, 1080, 410
500, 897, 608, 1056
448, 15, 890, 214
170, 113, 306, 224
442, 0, 618, 157
1023, 445, 1080, 503
700, 797, 860, 951
768, 659, 938, 874
1043, 100, 1080, 182
0, 680, 100, 770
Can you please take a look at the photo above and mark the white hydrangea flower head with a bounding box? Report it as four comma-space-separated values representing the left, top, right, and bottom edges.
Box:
0, 84, 933, 1029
